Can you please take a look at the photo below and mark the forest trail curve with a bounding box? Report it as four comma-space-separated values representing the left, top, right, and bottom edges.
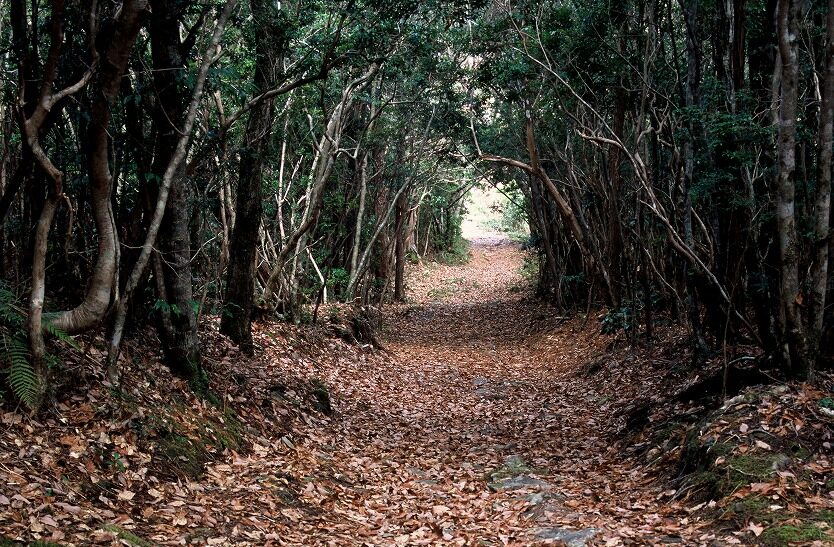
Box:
267, 234, 705, 546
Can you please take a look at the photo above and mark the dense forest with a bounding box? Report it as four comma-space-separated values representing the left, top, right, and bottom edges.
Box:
0, 0, 831, 406
0, 0, 832, 402
1, 0, 834, 544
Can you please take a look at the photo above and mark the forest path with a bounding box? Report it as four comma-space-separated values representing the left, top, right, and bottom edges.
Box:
274, 234, 693, 546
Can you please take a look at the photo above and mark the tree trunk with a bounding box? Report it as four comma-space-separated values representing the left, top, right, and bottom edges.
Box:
680, 0, 709, 358
349, 150, 369, 278
808, 0, 834, 377
149, 0, 203, 382
261, 64, 378, 303
394, 187, 407, 301
50, 0, 148, 333
105, 0, 238, 381
221, 0, 282, 352
606, 86, 626, 308
18, 0, 144, 406
775, 0, 808, 376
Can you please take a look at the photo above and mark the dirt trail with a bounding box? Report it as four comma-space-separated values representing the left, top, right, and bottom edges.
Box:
184, 234, 722, 546
0, 235, 817, 546
272, 234, 698, 546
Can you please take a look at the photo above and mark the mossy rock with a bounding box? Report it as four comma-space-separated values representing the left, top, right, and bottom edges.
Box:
689, 470, 721, 492
760, 524, 826, 546
708, 441, 737, 458
486, 455, 548, 487
726, 495, 783, 525
652, 421, 685, 447
149, 402, 247, 480
725, 453, 789, 483
200, 409, 245, 452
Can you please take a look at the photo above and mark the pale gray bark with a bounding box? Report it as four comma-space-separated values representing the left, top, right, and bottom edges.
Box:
775, 0, 808, 375
261, 63, 379, 303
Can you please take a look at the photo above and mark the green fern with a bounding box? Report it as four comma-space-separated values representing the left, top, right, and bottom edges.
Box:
43, 320, 80, 350
0, 282, 39, 409
0, 281, 77, 410
3, 334, 38, 409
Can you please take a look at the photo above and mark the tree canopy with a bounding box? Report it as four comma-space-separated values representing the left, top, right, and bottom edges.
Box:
0, 0, 832, 410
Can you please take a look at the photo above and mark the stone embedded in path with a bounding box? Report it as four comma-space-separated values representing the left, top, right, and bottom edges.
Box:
489, 474, 552, 491
472, 376, 512, 400
487, 455, 553, 492
519, 490, 566, 519
533, 527, 599, 546
475, 386, 508, 400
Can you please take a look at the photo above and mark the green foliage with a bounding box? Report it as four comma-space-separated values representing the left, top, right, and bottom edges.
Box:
0, 283, 37, 409
327, 268, 350, 295
601, 307, 635, 335
0, 282, 78, 410
5, 336, 38, 410
151, 299, 182, 318
435, 238, 470, 265
760, 524, 826, 547
43, 320, 80, 351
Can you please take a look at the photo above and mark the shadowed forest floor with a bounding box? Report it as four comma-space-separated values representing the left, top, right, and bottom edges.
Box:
2, 235, 833, 546
239, 234, 736, 545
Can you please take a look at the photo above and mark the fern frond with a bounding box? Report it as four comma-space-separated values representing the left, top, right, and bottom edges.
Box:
43, 321, 80, 350
3, 334, 38, 409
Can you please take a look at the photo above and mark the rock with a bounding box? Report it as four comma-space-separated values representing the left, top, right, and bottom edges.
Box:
488, 474, 551, 492
525, 492, 546, 505
533, 527, 598, 546
503, 454, 526, 468
475, 386, 507, 400
487, 455, 554, 491
473, 376, 489, 386
520, 491, 565, 519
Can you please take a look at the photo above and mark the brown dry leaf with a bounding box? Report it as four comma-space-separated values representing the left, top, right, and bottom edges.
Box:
117, 490, 136, 501
747, 522, 764, 537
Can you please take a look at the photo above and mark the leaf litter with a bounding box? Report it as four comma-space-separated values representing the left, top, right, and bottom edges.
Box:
0, 233, 832, 546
